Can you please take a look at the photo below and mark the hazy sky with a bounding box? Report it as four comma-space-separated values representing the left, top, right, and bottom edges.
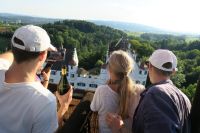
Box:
0, 0, 200, 33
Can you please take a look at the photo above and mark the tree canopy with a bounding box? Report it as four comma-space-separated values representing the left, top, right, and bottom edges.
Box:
0, 21, 199, 100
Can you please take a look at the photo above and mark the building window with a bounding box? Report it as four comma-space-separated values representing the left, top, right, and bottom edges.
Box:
49, 79, 54, 82
89, 84, 98, 88
71, 74, 75, 78
144, 71, 148, 75
77, 82, 86, 87
136, 80, 140, 84
139, 70, 142, 75
71, 66, 73, 69
89, 75, 91, 78
70, 82, 74, 86
51, 71, 56, 75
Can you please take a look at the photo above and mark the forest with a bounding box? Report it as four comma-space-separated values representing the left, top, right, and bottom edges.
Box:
0, 20, 199, 100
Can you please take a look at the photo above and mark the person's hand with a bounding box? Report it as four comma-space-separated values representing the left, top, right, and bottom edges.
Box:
106, 112, 124, 132
41, 69, 51, 81
56, 86, 73, 110
41, 69, 51, 88
56, 86, 73, 126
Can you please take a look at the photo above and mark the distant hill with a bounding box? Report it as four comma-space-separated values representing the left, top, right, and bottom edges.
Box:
0, 13, 199, 36
0, 13, 61, 24
0, 17, 126, 69
0, 13, 175, 34
0, 14, 200, 98
90, 20, 173, 34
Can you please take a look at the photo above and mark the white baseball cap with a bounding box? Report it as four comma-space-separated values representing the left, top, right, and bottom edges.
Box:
11, 25, 56, 52
149, 49, 178, 71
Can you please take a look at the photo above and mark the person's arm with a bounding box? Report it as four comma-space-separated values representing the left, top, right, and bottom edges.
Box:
0, 51, 14, 64
106, 113, 124, 133
142, 91, 180, 133
191, 75, 200, 133
106, 85, 144, 133
90, 87, 101, 111
0, 51, 14, 70
106, 112, 133, 133
56, 87, 73, 127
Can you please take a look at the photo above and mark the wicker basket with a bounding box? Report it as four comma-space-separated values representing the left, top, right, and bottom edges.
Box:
90, 112, 99, 133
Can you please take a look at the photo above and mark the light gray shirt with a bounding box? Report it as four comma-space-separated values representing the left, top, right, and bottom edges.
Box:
0, 59, 58, 133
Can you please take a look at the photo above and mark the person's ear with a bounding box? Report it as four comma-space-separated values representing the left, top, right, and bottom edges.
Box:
172, 69, 176, 75
38, 51, 47, 61
148, 63, 153, 70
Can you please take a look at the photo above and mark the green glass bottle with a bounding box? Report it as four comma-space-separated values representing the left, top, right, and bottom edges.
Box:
58, 65, 70, 95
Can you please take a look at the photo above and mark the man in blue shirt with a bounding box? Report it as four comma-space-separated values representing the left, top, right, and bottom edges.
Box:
132, 49, 191, 133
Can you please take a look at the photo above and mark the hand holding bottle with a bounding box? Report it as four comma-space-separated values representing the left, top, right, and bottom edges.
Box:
56, 86, 73, 126
56, 85, 73, 109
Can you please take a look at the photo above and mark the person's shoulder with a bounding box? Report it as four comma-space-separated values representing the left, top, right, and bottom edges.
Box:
23, 82, 56, 105
98, 84, 109, 89
0, 58, 11, 70
145, 83, 178, 103
147, 84, 164, 94
95, 84, 109, 92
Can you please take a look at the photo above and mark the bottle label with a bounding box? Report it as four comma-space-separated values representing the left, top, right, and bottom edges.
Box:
62, 68, 67, 75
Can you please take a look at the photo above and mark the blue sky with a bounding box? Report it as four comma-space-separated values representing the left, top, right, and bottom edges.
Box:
0, 0, 200, 33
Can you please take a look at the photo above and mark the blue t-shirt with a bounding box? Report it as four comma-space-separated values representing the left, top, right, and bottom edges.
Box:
132, 80, 191, 133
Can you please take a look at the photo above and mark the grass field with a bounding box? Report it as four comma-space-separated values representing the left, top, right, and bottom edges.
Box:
126, 31, 144, 37
185, 36, 200, 43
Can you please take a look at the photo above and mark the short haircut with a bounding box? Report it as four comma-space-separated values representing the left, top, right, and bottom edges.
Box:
12, 46, 41, 64
152, 62, 173, 76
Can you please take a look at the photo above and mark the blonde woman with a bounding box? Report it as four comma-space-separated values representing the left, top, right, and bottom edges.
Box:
90, 50, 144, 133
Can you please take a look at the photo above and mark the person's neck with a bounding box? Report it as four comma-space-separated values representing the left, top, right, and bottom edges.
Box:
109, 84, 119, 93
153, 75, 169, 84
5, 62, 38, 83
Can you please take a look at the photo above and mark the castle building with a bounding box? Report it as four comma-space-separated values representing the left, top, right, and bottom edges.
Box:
48, 38, 148, 91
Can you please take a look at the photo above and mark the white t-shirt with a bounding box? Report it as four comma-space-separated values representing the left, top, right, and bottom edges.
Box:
90, 84, 144, 133
0, 59, 58, 133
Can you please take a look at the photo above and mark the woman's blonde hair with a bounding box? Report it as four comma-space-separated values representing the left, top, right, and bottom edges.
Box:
107, 50, 136, 119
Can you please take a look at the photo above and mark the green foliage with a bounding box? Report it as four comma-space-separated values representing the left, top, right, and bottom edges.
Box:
130, 33, 200, 99
0, 22, 199, 100
41, 20, 125, 69
55, 35, 64, 47
129, 39, 154, 59
95, 60, 104, 67
181, 83, 197, 101
0, 37, 10, 53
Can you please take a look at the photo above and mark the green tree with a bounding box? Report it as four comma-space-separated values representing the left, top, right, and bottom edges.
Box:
95, 60, 104, 67
182, 83, 197, 101
171, 59, 186, 88
55, 35, 64, 47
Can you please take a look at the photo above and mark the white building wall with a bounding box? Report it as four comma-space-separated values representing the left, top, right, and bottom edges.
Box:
49, 50, 148, 90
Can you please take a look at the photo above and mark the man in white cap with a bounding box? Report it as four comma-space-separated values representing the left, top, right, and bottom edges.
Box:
0, 25, 72, 133
132, 49, 191, 133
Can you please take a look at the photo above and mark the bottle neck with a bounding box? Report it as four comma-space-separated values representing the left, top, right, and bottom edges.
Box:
61, 66, 67, 76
